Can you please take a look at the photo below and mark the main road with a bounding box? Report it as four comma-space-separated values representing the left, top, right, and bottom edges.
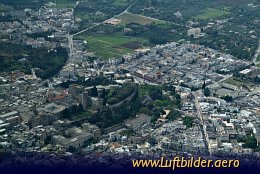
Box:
192, 92, 211, 156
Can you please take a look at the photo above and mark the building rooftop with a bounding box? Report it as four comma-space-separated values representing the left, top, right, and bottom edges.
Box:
0, 111, 19, 119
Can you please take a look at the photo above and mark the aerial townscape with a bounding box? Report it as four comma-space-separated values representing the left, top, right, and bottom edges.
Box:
0, 0, 260, 169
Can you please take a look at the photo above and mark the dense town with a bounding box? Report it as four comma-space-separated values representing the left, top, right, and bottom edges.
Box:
0, 0, 260, 168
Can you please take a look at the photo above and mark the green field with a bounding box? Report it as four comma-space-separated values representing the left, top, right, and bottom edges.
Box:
49, 0, 77, 8
218, 0, 252, 7
117, 12, 165, 25
112, 0, 128, 6
195, 8, 230, 20
224, 77, 244, 87
75, 35, 146, 59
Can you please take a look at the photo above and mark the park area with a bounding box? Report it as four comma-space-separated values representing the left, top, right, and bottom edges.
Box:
75, 35, 147, 59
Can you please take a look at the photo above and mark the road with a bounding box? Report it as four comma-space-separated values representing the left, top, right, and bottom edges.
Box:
192, 92, 211, 156
253, 40, 260, 65
71, 1, 79, 26
163, 88, 211, 155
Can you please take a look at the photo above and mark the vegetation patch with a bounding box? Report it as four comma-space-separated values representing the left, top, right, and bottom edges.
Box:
120, 41, 142, 49
224, 77, 244, 87
65, 84, 182, 129
0, 3, 13, 12
0, 42, 68, 79
224, 77, 256, 90
112, 0, 129, 7
107, 85, 135, 105
217, 0, 252, 7
52, 0, 77, 8
257, 55, 260, 62
75, 35, 146, 59
182, 117, 195, 128
71, 111, 92, 121
74, 0, 133, 30
195, 8, 230, 20
117, 12, 165, 25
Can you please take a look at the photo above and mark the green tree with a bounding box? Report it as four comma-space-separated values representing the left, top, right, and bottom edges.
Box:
167, 109, 181, 121
182, 117, 194, 128
221, 95, 233, 102
149, 89, 163, 100
243, 136, 257, 149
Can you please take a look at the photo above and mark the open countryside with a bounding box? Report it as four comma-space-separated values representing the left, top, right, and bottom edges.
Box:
195, 8, 230, 20
75, 35, 147, 59
117, 12, 166, 25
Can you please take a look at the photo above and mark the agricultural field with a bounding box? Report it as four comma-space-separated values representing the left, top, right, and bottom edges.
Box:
112, 0, 129, 6
218, 0, 254, 7
52, 0, 77, 9
129, 0, 258, 22
75, 35, 147, 59
117, 12, 165, 25
195, 8, 230, 20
